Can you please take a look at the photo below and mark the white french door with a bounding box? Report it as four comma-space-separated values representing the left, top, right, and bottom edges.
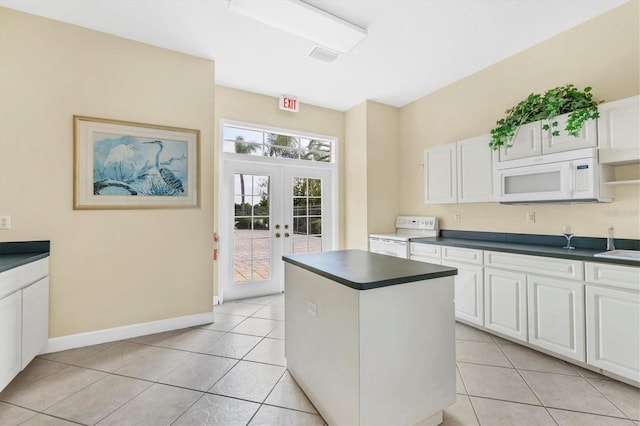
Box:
221, 160, 334, 301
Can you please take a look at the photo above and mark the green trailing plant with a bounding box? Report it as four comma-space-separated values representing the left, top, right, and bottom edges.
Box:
489, 84, 602, 150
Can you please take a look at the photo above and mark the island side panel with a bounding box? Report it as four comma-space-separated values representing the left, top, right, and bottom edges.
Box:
359, 276, 457, 425
284, 263, 360, 425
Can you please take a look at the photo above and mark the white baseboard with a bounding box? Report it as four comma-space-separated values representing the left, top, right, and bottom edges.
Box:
214, 295, 222, 305
43, 311, 215, 354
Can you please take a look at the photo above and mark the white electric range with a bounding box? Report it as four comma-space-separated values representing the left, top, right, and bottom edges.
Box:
369, 216, 439, 258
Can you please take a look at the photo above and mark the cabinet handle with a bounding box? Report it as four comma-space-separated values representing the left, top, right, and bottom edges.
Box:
275, 233, 281, 238
284, 233, 290, 238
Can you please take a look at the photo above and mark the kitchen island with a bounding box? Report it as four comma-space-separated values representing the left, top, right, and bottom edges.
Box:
283, 249, 457, 426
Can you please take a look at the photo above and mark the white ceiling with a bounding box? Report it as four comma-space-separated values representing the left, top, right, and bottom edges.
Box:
0, 0, 628, 111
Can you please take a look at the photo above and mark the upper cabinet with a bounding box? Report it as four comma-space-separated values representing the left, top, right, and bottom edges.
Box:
597, 95, 640, 165
542, 114, 597, 154
424, 143, 457, 204
499, 115, 597, 162
457, 135, 497, 203
425, 134, 496, 204
499, 121, 542, 161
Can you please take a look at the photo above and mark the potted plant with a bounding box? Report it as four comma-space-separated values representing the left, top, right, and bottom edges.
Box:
489, 84, 602, 150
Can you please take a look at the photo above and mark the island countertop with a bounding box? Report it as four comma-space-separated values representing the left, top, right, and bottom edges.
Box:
283, 249, 457, 290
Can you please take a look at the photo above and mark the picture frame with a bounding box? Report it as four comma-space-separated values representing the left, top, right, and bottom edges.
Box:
73, 116, 200, 209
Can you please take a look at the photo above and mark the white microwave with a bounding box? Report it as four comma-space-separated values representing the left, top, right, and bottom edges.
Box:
496, 148, 614, 204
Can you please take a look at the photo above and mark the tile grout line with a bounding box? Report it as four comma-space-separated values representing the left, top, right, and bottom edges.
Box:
9, 297, 293, 424
583, 376, 635, 421
247, 368, 290, 425
495, 341, 547, 409
508, 367, 634, 421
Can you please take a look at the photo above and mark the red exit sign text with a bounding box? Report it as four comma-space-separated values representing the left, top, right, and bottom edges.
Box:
279, 96, 299, 112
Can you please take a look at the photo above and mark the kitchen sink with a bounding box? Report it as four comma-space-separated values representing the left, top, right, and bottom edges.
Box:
594, 249, 640, 261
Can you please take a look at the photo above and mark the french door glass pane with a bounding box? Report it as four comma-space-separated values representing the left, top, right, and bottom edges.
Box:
234, 174, 271, 283
292, 177, 322, 254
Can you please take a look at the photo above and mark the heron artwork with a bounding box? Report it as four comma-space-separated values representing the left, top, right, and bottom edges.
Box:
144, 140, 185, 194
92, 133, 188, 197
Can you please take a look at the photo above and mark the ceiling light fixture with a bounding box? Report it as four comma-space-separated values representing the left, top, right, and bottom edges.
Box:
228, 0, 367, 54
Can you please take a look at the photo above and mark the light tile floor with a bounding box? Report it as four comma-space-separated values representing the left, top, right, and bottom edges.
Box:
1, 293, 638, 426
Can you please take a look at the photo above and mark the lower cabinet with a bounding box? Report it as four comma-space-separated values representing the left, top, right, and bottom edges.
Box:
411, 243, 640, 385
484, 267, 527, 342
0, 291, 23, 390
443, 261, 483, 326
0, 258, 49, 391
22, 277, 50, 369
586, 285, 640, 383
527, 275, 585, 361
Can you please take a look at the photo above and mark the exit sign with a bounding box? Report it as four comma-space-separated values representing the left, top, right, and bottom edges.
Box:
279, 95, 299, 112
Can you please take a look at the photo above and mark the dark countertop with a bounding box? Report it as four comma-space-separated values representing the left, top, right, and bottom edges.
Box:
410, 231, 639, 267
0, 241, 50, 273
283, 249, 457, 290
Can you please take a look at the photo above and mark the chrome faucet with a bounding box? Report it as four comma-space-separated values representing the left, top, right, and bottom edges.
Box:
606, 226, 615, 251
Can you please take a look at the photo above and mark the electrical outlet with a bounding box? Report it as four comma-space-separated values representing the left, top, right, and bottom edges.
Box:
454, 212, 461, 222
526, 212, 535, 223
307, 301, 317, 317
0, 216, 10, 230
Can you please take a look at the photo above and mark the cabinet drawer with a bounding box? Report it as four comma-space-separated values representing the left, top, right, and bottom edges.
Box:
442, 246, 482, 265
585, 262, 640, 291
484, 251, 583, 281
409, 243, 441, 260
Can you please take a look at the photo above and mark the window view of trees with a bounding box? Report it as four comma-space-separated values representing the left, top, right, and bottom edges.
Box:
223, 125, 333, 163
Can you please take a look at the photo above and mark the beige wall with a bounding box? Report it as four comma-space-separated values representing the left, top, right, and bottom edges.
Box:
344, 101, 401, 249
399, 1, 640, 239
213, 85, 345, 295
0, 8, 216, 337
366, 101, 400, 234
344, 101, 368, 249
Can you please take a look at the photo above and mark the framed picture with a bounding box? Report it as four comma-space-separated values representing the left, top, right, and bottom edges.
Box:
73, 116, 200, 209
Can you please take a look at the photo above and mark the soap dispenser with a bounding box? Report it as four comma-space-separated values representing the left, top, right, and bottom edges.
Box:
606, 226, 615, 251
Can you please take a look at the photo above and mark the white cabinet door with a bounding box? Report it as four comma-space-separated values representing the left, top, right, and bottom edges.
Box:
498, 121, 542, 162
443, 260, 483, 326
457, 134, 497, 203
22, 277, 49, 368
586, 285, 640, 383
484, 267, 527, 342
542, 115, 597, 155
527, 275, 585, 362
0, 291, 22, 390
598, 95, 640, 164
424, 144, 457, 204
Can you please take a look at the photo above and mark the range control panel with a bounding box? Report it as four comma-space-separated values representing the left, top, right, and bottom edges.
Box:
395, 216, 438, 231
